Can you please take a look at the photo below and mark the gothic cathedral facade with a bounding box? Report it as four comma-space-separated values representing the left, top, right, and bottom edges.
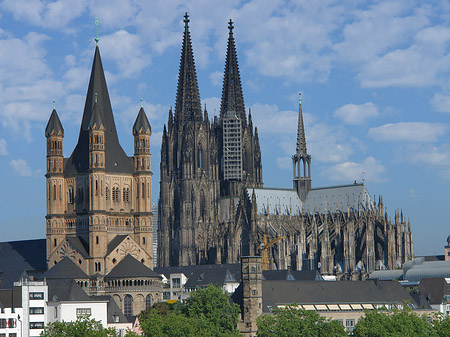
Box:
158, 14, 414, 275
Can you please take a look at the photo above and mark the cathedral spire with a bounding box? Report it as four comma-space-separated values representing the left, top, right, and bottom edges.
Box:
292, 93, 311, 201
66, 45, 132, 174
220, 19, 246, 127
174, 12, 202, 123
296, 93, 307, 157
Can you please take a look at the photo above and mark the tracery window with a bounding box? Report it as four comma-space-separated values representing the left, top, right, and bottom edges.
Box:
124, 295, 133, 316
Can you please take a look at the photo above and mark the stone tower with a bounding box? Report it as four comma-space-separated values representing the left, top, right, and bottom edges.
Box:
45, 45, 154, 275
292, 94, 311, 201
158, 15, 262, 267
240, 256, 262, 336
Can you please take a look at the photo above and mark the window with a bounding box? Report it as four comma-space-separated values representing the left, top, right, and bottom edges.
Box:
113, 187, 120, 202
163, 292, 170, 300
30, 322, 44, 329
8, 318, 16, 328
9, 333, 17, 337
68, 186, 74, 204
0, 333, 5, 337
252, 289, 257, 295
96, 236, 99, 244
172, 278, 181, 288
30, 307, 44, 314
54, 238, 57, 247
346, 319, 355, 332
142, 237, 146, 244
0, 319, 6, 328
106, 187, 109, 201
54, 306, 58, 318
76, 308, 92, 317
142, 183, 145, 198
146, 294, 152, 310
123, 188, 130, 202
53, 184, 56, 200
124, 295, 133, 316
30, 292, 44, 300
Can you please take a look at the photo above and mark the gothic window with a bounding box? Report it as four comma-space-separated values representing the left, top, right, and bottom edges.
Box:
95, 180, 98, 195
123, 188, 130, 202
106, 187, 109, 201
113, 187, 120, 202
142, 237, 146, 244
145, 294, 152, 310
142, 183, 145, 198
68, 186, 74, 204
124, 295, 133, 316
198, 148, 203, 169
53, 184, 57, 200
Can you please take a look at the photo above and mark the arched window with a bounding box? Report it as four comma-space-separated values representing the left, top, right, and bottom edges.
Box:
124, 294, 133, 316
105, 187, 109, 201
142, 183, 145, 198
198, 148, 203, 169
146, 294, 152, 310
53, 184, 57, 200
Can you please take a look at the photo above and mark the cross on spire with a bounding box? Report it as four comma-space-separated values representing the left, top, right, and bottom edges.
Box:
228, 19, 234, 31
184, 12, 190, 25
93, 17, 100, 45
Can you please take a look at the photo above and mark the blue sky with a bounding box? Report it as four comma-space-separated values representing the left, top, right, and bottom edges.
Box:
1, 0, 450, 256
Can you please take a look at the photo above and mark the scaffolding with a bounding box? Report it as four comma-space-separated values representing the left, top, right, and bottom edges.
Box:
223, 110, 242, 181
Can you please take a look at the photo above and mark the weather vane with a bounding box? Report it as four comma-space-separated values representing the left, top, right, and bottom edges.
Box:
93, 17, 100, 45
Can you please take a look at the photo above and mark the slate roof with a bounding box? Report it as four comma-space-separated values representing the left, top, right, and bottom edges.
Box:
66, 237, 89, 257
88, 101, 104, 130
155, 263, 241, 288
260, 280, 417, 313
42, 257, 88, 279
405, 260, 450, 283
106, 255, 161, 279
106, 235, 128, 256
418, 278, 450, 305
90, 295, 129, 324
247, 183, 373, 216
45, 109, 64, 136
47, 278, 91, 302
262, 270, 321, 281
0, 288, 21, 309
133, 107, 151, 135
65, 46, 133, 175
0, 239, 46, 289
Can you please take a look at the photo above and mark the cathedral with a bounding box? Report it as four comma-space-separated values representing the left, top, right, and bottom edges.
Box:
158, 14, 414, 275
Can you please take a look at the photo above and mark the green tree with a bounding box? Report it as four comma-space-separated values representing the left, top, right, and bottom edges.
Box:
256, 306, 347, 337
139, 285, 241, 337
431, 313, 450, 337
184, 284, 241, 336
40, 316, 120, 337
352, 308, 434, 337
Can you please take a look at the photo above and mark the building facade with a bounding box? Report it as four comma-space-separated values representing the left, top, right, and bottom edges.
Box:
158, 14, 413, 274
45, 44, 154, 275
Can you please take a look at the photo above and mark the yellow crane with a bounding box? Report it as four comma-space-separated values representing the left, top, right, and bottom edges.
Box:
260, 235, 284, 271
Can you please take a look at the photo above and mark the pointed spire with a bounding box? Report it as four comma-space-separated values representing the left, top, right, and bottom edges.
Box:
296, 92, 307, 156
66, 45, 132, 174
45, 108, 64, 137
174, 12, 202, 123
133, 106, 151, 135
220, 19, 246, 127
204, 104, 209, 122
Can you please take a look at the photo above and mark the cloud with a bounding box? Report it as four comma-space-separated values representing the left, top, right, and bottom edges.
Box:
210, 71, 222, 87
334, 102, 379, 125
100, 30, 150, 78
276, 156, 291, 170
2, 0, 86, 29
9, 159, 32, 176
0, 139, 7, 155
369, 122, 447, 142
322, 156, 386, 183
431, 92, 450, 113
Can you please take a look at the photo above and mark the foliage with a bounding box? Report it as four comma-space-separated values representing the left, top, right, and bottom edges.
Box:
256, 306, 347, 337
139, 284, 241, 337
352, 308, 434, 337
40, 316, 120, 337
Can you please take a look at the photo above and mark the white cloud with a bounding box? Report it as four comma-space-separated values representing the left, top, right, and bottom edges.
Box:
334, 102, 379, 125
100, 30, 150, 78
431, 92, 450, 113
276, 156, 291, 170
369, 122, 447, 142
2, 0, 86, 29
322, 156, 386, 183
0, 139, 7, 155
210, 71, 222, 87
9, 159, 32, 176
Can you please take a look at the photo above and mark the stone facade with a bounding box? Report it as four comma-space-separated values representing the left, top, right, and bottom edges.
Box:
45, 43, 161, 315
158, 15, 413, 275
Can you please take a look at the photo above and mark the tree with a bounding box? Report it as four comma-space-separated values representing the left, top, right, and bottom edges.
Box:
139, 285, 241, 337
256, 306, 347, 337
352, 308, 434, 337
40, 316, 120, 337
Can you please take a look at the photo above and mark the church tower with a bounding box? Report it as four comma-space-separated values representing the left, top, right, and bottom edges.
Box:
45, 43, 154, 275
292, 94, 311, 201
159, 13, 221, 267
219, 19, 263, 197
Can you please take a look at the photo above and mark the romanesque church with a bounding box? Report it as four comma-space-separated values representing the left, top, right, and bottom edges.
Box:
158, 15, 414, 276
45, 42, 161, 315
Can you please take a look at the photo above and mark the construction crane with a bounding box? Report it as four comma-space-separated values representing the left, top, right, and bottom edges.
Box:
260, 234, 284, 271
